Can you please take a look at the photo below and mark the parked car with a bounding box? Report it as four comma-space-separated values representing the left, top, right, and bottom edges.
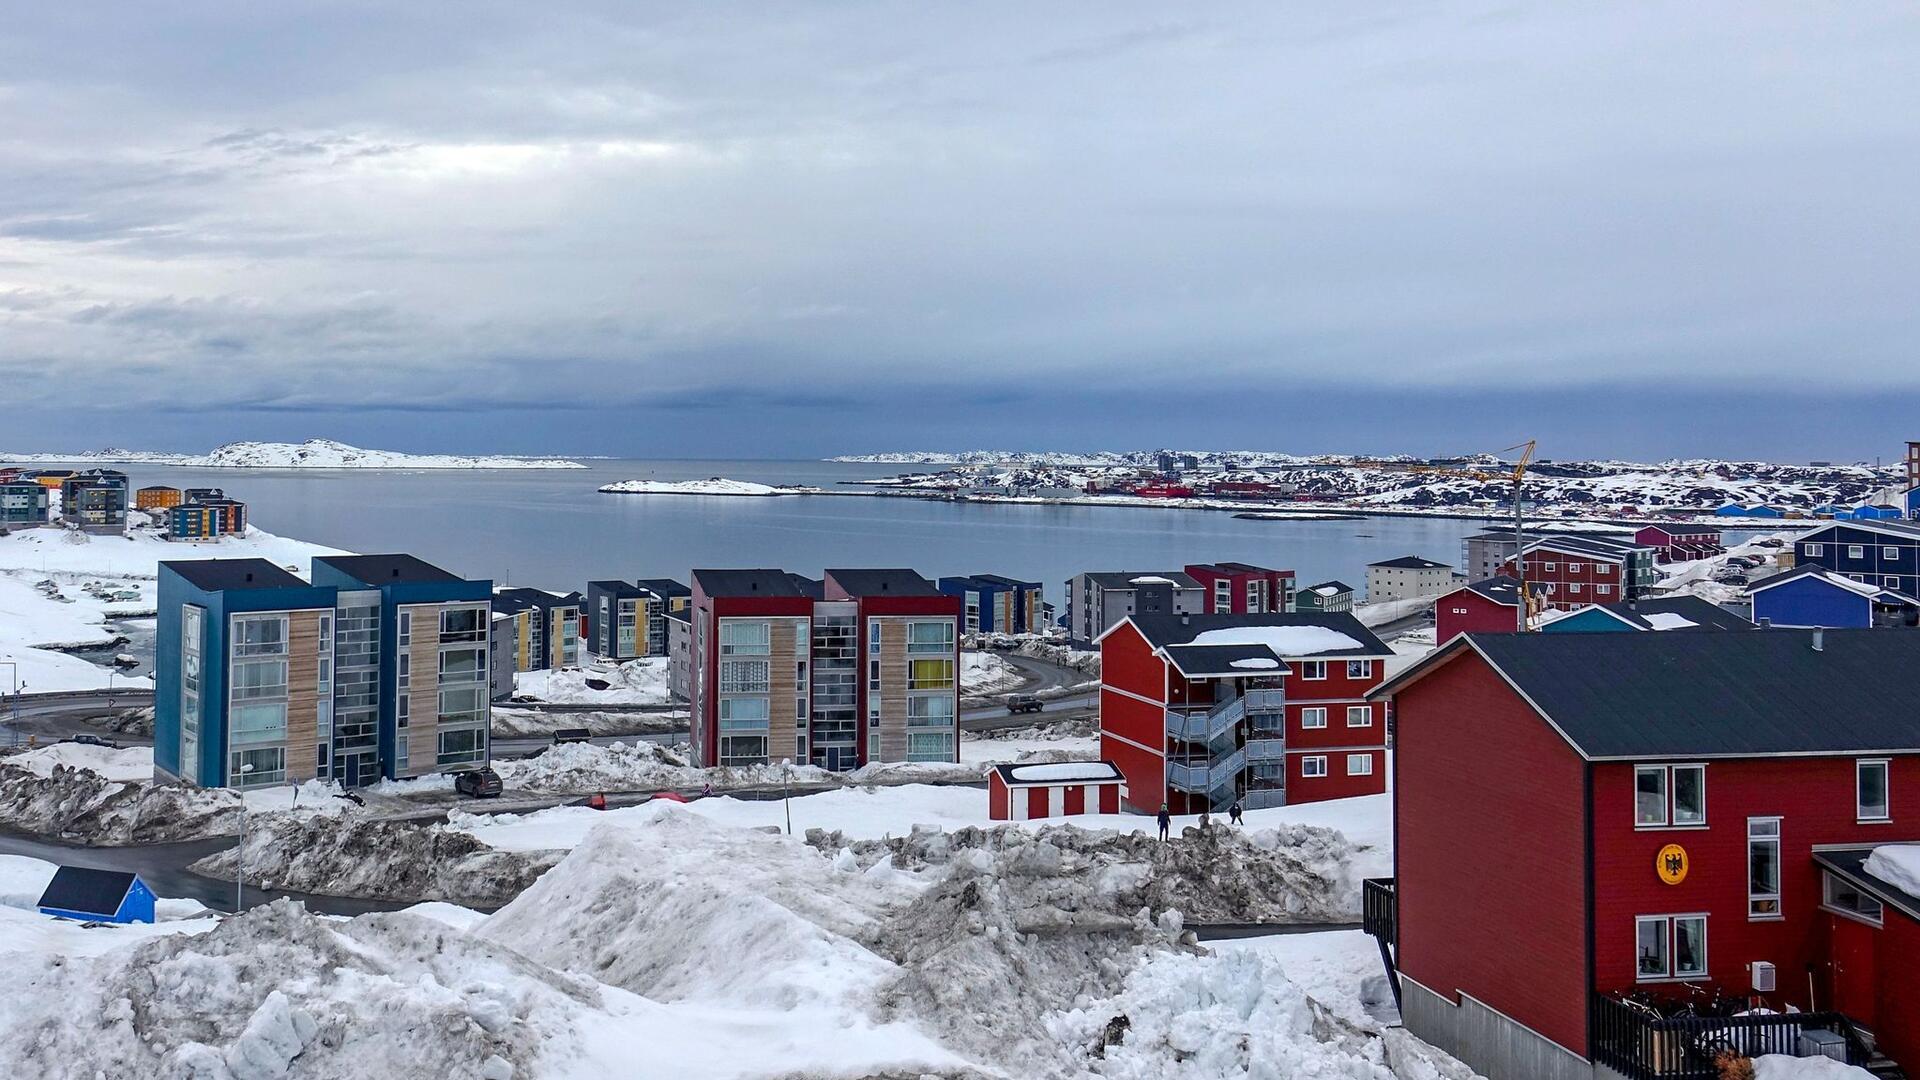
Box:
65, 734, 117, 749
453, 767, 503, 798
1754, 537, 1786, 548
1006, 694, 1044, 714
552, 728, 592, 745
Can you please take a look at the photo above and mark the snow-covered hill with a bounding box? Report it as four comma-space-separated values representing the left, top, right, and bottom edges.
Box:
1, 439, 584, 469
598, 478, 792, 495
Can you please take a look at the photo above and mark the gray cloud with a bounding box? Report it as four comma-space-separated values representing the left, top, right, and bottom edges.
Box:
0, 2, 1917, 455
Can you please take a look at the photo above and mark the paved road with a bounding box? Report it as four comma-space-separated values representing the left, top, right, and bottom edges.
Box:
960, 650, 1097, 724
0, 691, 153, 749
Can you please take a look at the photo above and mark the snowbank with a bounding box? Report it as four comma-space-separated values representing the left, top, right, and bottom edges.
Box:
1864, 843, 1920, 898
961, 650, 1024, 695
0, 758, 242, 844
190, 814, 561, 905
1752, 1056, 1875, 1079
598, 478, 790, 496
491, 739, 980, 796
5, 742, 154, 782
512, 657, 669, 705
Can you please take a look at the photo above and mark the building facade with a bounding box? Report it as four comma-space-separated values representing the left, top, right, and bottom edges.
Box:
1182, 563, 1296, 615
1372, 631, 1920, 1080
1433, 576, 1533, 645
492, 587, 583, 672
937, 574, 1047, 635
1065, 571, 1205, 646
1633, 523, 1723, 563
1748, 564, 1920, 629
167, 498, 247, 540
135, 486, 184, 511
1294, 580, 1355, 613
1791, 520, 1920, 601
60, 469, 128, 533
1500, 536, 1657, 612
1365, 556, 1455, 603
1098, 612, 1391, 814
688, 568, 961, 771
0, 481, 50, 526
586, 580, 654, 660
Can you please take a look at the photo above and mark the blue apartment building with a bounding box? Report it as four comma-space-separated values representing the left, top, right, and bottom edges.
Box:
1791, 520, 1920, 604
937, 574, 1046, 634
156, 554, 493, 789
1, 481, 50, 526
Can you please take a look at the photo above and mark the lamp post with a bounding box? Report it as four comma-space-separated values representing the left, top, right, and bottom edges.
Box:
235, 763, 254, 911
781, 758, 793, 836
0, 660, 16, 747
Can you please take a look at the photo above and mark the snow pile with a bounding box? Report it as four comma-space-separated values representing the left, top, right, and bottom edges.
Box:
487, 707, 680, 739
1046, 948, 1397, 1079
1190, 625, 1365, 656
1863, 843, 1920, 898
4, 742, 153, 782
191, 814, 561, 905
1008, 762, 1121, 783
512, 657, 669, 705
493, 740, 981, 795
0, 854, 57, 910
1642, 612, 1698, 630
0, 758, 242, 844
1231, 658, 1280, 669
1752, 1057, 1876, 1079
961, 650, 1024, 695
598, 478, 789, 496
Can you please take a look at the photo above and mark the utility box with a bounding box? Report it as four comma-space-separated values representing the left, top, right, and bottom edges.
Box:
1797, 1029, 1848, 1062
1751, 960, 1776, 993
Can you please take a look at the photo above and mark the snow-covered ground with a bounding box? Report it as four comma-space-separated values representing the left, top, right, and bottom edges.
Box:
958, 725, 1099, 768
5, 742, 155, 782
598, 478, 792, 496
2, 439, 584, 469
960, 649, 1023, 695
512, 657, 670, 705
0, 522, 346, 692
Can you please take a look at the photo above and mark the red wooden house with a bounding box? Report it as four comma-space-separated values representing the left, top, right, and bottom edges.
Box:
1501, 535, 1656, 612
1183, 562, 1296, 614
987, 761, 1124, 820
1098, 612, 1392, 815
1635, 524, 1725, 564
1433, 575, 1540, 645
1368, 629, 1920, 1080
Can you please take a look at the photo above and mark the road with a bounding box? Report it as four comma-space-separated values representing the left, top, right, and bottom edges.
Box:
961, 650, 1097, 725
0, 690, 154, 748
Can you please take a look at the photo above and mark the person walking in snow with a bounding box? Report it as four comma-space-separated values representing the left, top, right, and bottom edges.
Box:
1156, 804, 1171, 842
1229, 799, 1244, 826
701, 781, 713, 798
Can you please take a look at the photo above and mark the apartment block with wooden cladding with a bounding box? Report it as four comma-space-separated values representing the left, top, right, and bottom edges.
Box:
689, 568, 961, 772
159, 553, 496, 790
491, 586, 583, 671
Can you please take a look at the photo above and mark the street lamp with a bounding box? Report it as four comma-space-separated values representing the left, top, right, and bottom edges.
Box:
235, 763, 254, 912
780, 758, 793, 836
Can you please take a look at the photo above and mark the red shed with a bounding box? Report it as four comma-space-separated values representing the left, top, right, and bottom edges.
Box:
1368, 629, 1920, 1080
988, 761, 1124, 820
1433, 575, 1539, 644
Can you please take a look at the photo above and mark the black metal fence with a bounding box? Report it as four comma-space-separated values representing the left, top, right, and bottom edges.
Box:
1590, 994, 1866, 1080
1362, 877, 1396, 945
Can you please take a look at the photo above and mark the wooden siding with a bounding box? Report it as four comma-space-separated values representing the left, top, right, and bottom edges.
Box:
768, 619, 802, 761
877, 619, 908, 761
285, 610, 323, 782
406, 605, 442, 778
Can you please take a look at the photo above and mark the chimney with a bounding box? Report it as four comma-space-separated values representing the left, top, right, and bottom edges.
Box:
1812, 628, 1824, 652
1180, 614, 1189, 626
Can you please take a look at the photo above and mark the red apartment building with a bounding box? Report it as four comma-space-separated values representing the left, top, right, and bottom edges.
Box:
1183, 562, 1296, 615
1368, 630, 1920, 1080
1635, 524, 1725, 563
1500, 535, 1658, 612
688, 568, 961, 771
1098, 612, 1392, 814
1432, 575, 1542, 644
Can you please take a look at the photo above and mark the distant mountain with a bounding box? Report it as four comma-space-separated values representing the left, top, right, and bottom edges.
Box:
1, 439, 585, 470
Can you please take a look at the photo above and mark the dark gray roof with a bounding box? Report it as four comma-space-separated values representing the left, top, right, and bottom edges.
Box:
1520, 535, 1646, 560
1800, 519, 1920, 542
1460, 575, 1542, 605
971, 573, 1042, 588
37, 866, 139, 916
316, 554, 461, 584
1369, 555, 1451, 570
825, 568, 941, 596
1814, 848, 1920, 923
1304, 580, 1355, 594
493, 586, 582, 611
162, 559, 309, 592
1586, 596, 1756, 632
1127, 612, 1391, 658
1160, 644, 1295, 677
1084, 571, 1203, 590
1383, 630, 1920, 758
632, 577, 690, 599
692, 569, 814, 597
587, 579, 650, 597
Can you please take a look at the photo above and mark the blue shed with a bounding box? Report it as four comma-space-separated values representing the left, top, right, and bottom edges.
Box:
1539, 596, 1755, 634
1745, 505, 1784, 519
1906, 487, 1920, 521
1714, 504, 1748, 517
1855, 504, 1902, 521
1746, 565, 1919, 629
37, 867, 156, 924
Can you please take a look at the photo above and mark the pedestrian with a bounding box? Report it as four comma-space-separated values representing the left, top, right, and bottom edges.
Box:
1229, 799, 1244, 826
1198, 809, 1211, 830
701, 781, 713, 798
1156, 803, 1171, 842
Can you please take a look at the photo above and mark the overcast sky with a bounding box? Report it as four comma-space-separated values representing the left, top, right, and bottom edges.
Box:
4, 3, 1919, 460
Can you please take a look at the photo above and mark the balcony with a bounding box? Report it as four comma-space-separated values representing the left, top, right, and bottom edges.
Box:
1589, 994, 1870, 1080
1166, 686, 1284, 744
1241, 788, 1288, 810
1242, 688, 1286, 714
1246, 737, 1286, 761
1167, 747, 1246, 793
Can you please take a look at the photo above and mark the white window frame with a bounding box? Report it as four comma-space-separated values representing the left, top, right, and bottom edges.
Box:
1805, 543, 1823, 557
1821, 872, 1884, 927
1848, 545, 1865, 560
1857, 759, 1890, 823
1345, 659, 1370, 679
1300, 707, 1328, 729
1300, 660, 1326, 680
1634, 914, 1708, 982
1301, 755, 1328, 778
398, 611, 412, 647
1596, 584, 1614, 596
1568, 562, 1584, 574
1885, 546, 1901, 560
1748, 817, 1781, 920
1635, 763, 1706, 828
1346, 753, 1373, 776
1345, 705, 1372, 728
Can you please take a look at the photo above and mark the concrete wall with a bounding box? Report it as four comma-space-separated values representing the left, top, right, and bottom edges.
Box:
1401, 978, 1593, 1080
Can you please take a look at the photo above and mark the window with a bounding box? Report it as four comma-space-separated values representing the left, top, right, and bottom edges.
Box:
437, 727, 485, 766
868, 657, 881, 690
1857, 759, 1890, 822
868, 702, 881, 729
1885, 547, 1901, 560
438, 685, 486, 726
1300, 661, 1326, 680
1804, 543, 1823, 557
907, 620, 955, 653
719, 697, 769, 729
1635, 764, 1705, 827
719, 659, 770, 693
231, 614, 287, 657
1889, 576, 1903, 589
1568, 583, 1584, 595
720, 621, 770, 655
230, 702, 287, 742
1214, 580, 1231, 610
1301, 756, 1328, 778
397, 694, 409, 728
1822, 872, 1884, 926
720, 735, 768, 766
231, 658, 288, 702
908, 658, 954, 690
907, 732, 954, 761
439, 606, 485, 642
1568, 563, 1584, 574
1300, 707, 1327, 729
1635, 915, 1707, 980
438, 647, 486, 684
1346, 705, 1372, 728
1597, 563, 1614, 576
1346, 753, 1373, 776
1848, 545, 1865, 560
398, 654, 410, 690
230, 746, 285, 787
1748, 818, 1781, 918
398, 611, 412, 647
1596, 584, 1613, 596
1346, 660, 1370, 679
907, 694, 955, 724
1543, 562, 1557, 573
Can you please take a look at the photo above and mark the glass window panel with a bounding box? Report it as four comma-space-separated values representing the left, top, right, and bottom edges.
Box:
1635, 767, 1668, 826
1672, 766, 1706, 825
1636, 919, 1669, 978
1673, 917, 1707, 977
1859, 761, 1890, 820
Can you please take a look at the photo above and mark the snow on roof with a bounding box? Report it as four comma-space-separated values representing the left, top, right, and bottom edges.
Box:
1864, 844, 1920, 899
1128, 575, 1179, 585
1642, 612, 1698, 631
1230, 657, 1280, 669
1005, 762, 1123, 784
1190, 625, 1364, 656
1313, 586, 1339, 596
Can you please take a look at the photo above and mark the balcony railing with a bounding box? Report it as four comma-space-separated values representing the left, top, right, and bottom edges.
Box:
1362, 878, 1396, 946
1167, 694, 1244, 743
1245, 737, 1286, 761
1242, 688, 1286, 713
1589, 994, 1869, 1080
1241, 788, 1288, 810
1167, 747, 1246, 793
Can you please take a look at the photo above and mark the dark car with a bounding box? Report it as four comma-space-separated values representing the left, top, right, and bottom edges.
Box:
66, 734, 117, 749
1006, 694, 1044, 714
453, 767, 503, 798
